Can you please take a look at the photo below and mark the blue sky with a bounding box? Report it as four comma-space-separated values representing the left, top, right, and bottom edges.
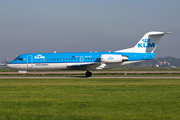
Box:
0, 0, 179, 61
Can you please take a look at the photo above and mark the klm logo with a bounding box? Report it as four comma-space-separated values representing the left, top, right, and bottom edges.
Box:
142, 38, 150, 43
108, 56, 114, 60
34, 54, 45, 59
138, 38, 155, 48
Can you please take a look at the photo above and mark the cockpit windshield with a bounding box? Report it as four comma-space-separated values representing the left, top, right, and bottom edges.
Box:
14, 57, 23, 61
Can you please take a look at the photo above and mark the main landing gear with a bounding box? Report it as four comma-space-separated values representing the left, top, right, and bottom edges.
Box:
25, 73, 29, 77
85, 71, 92, 77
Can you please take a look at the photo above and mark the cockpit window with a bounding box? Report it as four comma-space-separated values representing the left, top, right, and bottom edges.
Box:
15, 58, 23, 61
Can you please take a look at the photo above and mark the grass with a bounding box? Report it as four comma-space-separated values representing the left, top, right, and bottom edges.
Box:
0, 78, 180, 120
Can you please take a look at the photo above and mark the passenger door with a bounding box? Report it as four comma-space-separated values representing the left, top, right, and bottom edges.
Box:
27, 55, 33, 68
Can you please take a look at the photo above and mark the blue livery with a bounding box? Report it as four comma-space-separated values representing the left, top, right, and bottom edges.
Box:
7, 31, 172, 77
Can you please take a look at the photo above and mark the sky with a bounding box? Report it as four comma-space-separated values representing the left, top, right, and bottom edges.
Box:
0, 0, 180, 62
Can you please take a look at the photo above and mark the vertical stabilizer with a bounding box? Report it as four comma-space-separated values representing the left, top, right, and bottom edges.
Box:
133, 31, 172, 53
116, 31, 172, 53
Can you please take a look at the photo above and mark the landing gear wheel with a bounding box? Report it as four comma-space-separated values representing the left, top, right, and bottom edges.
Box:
85, 71, 92, 77
25, 73, 28, 77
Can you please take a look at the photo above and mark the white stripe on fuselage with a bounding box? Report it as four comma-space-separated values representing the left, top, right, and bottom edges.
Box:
7, 62, 96, 71
7, 60, 144, 71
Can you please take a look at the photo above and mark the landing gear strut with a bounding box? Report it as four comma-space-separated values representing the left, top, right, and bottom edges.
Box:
25, 73, 28, 77
85, 71, 92, 77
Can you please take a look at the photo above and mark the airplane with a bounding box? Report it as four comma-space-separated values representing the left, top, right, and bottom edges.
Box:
7, 31, 172, 77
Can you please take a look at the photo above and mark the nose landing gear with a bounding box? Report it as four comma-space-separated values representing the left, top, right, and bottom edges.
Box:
85, 71, 92, 77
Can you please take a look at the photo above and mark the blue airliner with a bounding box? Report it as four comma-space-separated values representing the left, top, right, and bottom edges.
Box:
7, 31, 172, 77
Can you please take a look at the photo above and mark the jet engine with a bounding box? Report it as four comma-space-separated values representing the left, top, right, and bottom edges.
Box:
101, 54, 128, 63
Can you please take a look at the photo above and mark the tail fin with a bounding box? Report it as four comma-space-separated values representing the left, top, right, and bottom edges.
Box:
133, 31, 172, 53
116, 31, 172, 53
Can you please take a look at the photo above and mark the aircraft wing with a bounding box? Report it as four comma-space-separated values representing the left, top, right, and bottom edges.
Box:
66, 62, 98, 67
66, 62, 100, 70
66, 62, 123, 70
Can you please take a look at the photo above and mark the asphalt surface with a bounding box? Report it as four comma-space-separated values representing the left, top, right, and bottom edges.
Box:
1, 77, 180, 79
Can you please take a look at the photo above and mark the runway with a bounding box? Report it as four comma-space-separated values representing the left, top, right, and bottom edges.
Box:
1, 77, 180, 79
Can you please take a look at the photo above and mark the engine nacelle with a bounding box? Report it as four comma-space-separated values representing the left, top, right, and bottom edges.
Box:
101, 54, 128, 63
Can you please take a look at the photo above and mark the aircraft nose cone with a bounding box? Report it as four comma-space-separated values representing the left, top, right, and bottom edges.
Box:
6, 63, 20, 70
6, 64, 11, 68
6, 63, 15, 69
